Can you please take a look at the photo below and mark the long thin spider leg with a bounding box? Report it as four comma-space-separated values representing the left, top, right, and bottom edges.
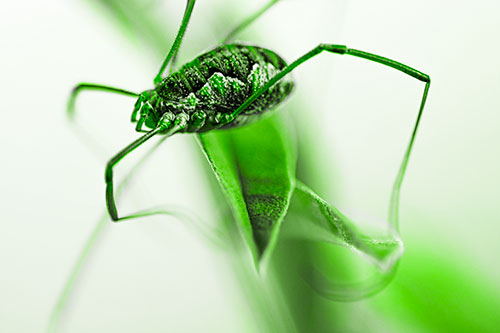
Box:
48, 132, 171, 333
67, 82, 139, 120
154, 0, 196, 85
220, 0, 279, 44
106, 127, 164, 221
169, 0, 277, 72
106, 114, 189, 221
52, 116, 221, 331
388, 81, 430, 227
48, 149, 223, 332
229, 44, 429, 121
225, 43, 430, 228
112, 204, 224, 246
66, 83, 140, 160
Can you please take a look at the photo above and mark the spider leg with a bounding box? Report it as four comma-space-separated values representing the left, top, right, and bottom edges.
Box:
66, 82, 140, 159
48, 127, 219, 333
223, 44, 430, 227
154, 0, 196, 84
66, 82, 139, 120
220, 0, 280, 44
105, 113, 189, 221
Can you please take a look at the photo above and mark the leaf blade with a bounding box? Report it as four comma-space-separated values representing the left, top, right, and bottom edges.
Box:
287, 180, 404, 270
279, 180, 405, 301
198, 113, 296, 266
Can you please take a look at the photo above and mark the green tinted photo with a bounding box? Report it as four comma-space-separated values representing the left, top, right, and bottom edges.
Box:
1, 0, 499, 332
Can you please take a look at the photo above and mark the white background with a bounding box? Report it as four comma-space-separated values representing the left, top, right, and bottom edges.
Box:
1, 0, 499, 332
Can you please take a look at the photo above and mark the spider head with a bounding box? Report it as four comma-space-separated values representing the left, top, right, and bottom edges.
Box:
132, 90, 160, 131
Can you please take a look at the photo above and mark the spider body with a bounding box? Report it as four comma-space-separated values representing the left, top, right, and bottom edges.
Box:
133, 44, 294, 133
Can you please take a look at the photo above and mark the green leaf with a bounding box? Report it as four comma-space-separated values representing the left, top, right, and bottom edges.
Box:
198, 113, 296, 267
279, 180, 404, 300
286, 180, 403, 269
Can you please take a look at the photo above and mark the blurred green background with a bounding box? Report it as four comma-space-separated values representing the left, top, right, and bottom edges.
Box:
1, 0, 499, 332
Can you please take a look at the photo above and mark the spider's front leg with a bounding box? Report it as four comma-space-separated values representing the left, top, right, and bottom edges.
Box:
105, 113, 189, 221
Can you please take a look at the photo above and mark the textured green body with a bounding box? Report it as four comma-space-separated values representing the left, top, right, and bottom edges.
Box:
142, 44, 294, 132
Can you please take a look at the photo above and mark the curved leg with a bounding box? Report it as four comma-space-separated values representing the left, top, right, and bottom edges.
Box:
154, 0, 196, 84
105, 113, 189, 221
66, 83, 140, 160
224, 43, 431, 228
220, 0, 279, 44
66, 82, 139, 120
48, 128, 222, 333
228, 44, 429, 122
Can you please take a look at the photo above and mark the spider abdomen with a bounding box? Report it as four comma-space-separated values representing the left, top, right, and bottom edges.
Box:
156, 44, 294, 132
